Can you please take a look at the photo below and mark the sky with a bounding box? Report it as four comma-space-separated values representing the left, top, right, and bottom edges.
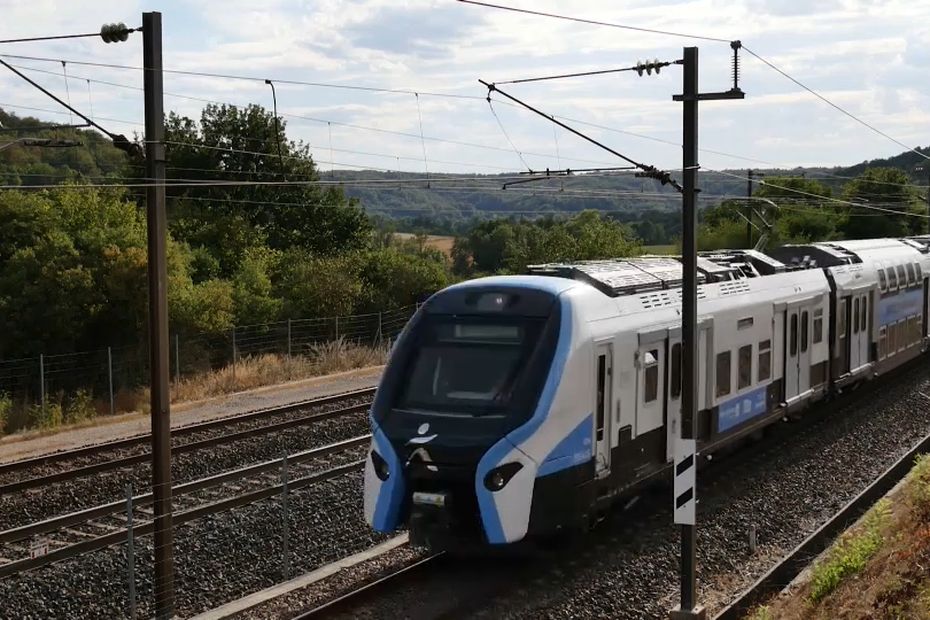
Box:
1, 0, 929, 178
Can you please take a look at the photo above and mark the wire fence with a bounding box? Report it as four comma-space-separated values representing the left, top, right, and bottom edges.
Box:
0, 304, 416, 428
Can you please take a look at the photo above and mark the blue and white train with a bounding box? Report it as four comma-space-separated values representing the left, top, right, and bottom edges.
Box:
363, 237, 930, 547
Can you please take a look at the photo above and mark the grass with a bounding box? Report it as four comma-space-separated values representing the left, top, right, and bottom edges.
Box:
643, 244, 677, 255
807, 499, 891, 602
1, 338, 388, 438
746, 454, 930, 619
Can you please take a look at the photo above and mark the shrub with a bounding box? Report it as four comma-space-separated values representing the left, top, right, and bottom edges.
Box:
0, 393, 10, 435
64, 389, 96, 424
28, 402, 64, 430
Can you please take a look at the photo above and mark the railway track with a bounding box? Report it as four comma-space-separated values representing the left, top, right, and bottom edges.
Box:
0, 387, 376, 495
0, 434, 371, 577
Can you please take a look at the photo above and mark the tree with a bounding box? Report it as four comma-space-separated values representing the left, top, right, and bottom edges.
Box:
164, 103, 372, 274
841, 167, 920, 239
356, 248, 450, 312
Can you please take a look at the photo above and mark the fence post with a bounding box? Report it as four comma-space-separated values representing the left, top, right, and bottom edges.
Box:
107, 347, 115, 417
334, 316, 339, 341
377, 312, 383, 345
39, 354, 45, 410
231, 327, 237, 380
125, 484, 137, 620
174, 333, 180, 385
287, 319, 292, 358
281, 453, 290, 581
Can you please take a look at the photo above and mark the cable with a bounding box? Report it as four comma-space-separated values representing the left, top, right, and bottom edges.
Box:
0, 52, 482, 100
743, 46, 930, 163
456, 0, 730, 43
415, 93, 431, 182
0, 29, 137, 44
486, 97, 531, 172
496, 61, 673, 85
61, 61, 73, 125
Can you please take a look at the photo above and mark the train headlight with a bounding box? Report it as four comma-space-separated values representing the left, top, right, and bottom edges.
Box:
483, 462, 523, 492
371, 450, 390, 481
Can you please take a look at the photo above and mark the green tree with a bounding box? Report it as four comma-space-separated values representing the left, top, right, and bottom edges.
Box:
164, 104, 371, 274
841, 167, 920, 238
356, 248, 449, 312
274, 250, 362, 319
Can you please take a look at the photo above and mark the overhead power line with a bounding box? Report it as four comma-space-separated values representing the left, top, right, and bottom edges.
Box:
0, 26, 138, 45
742, 46, 930, 162
456, 0, 730, 43
0, 52, 481, 100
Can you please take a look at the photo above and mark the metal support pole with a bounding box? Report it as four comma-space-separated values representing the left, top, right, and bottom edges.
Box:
334, 316, 339, 341
108, 347, 115, 417
231, 327, 237, 380
142, 12, 174, 619
377, 311, 383, 345
746, 169, 753, 248
671, 45, 703, 620
174, 334, 180, 385
39, 354, 45, 410
287, 319, 292, 357
281, 453, 290, 580
125, 484, 137, 620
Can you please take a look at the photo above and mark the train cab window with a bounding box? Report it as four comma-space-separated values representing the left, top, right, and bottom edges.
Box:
738, 345, 752, 390
878, 268, 887, 292
813, 308, 824, 344
758, 340, 772, 382
897, 265, 907, 288
801, 311, 809, 353
852, 299, 860, 334
888, 267, 898, 290
644, 349, 659, 403
790, 314, 799, 356
861, 296, 868, 332
670, 343, 682, 399
716, 351, 731, 398
596, 355, 606, 440
907, 263, 916, 286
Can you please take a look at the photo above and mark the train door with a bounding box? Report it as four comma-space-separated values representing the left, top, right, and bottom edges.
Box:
851, 293, 870, 369
834, 297, 851, 376
924, 278, 929, 337
594, 343, 612, 478
635, 342, 665, 440
784, 304, 813, 403
665, 335, 682, 462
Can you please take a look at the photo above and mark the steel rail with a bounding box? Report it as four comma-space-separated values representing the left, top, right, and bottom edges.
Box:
713, 429, 930, 619
292, 553, 447, 619
0, 386, 376, 475
0, 400, 372, 495
0, 460, 365, 578
0, 435, 371, 544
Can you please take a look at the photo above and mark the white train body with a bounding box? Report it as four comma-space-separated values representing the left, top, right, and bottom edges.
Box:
364, 238, 930, 547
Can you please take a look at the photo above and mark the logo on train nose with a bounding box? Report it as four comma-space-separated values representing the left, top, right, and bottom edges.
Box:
407, 422, 437, 445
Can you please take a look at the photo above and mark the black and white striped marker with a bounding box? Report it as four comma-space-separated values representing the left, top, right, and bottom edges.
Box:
674, 438, 696, 525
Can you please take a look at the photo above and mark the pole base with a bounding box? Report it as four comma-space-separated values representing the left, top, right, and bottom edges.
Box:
670, 605, 707, 620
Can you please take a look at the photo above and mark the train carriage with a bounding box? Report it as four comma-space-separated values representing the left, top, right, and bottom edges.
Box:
364, 237, 930, 548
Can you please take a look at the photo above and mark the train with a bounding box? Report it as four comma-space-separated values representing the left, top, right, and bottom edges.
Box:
362, 236, 930, 548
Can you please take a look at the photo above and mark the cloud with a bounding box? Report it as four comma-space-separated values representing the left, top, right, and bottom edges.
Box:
344, 3, 485, 59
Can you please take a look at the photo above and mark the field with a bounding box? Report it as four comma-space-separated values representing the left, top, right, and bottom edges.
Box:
393, 232, 455, 256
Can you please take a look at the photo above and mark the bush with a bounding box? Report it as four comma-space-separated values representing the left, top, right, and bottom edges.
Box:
0, 393, 10, 435
28, 402, 64, 430
64, 389, 96, 424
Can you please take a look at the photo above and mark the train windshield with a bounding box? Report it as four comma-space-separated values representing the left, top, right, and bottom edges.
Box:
396, 316, 547, 417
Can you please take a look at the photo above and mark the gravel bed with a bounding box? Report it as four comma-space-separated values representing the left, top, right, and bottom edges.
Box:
239, 542, 425, 620
0, 401, 370, 531
312, 366, 930, 620
0, 469, 388, 619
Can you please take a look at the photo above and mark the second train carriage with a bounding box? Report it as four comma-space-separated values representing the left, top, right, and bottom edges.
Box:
364, 237, 930, 547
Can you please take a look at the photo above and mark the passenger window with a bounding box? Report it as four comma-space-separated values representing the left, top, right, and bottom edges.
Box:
758, 340, 772, 382
897, 265, 906, 286
790, 314, 798, 356
670, 343, 682, 399
644, 349, 658, 403
738, 345, 752, 390
813, 308, 824, 344
716, 351, 731, 397
907, 263, 916, 285
917, 264, 923, 280
801, 311, 809, 353
853, 298, 860, 334
861, 296, 868, 332
888, 267, 898, 289
878, 269, 887, 291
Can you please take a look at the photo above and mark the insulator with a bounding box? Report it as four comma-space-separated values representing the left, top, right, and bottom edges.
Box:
100, 23, 129, 44
636, 61, 645, 77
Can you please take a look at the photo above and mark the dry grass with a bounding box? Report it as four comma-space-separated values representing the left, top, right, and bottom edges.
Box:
748, 455, 930, 619
167, 337, 388, 403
